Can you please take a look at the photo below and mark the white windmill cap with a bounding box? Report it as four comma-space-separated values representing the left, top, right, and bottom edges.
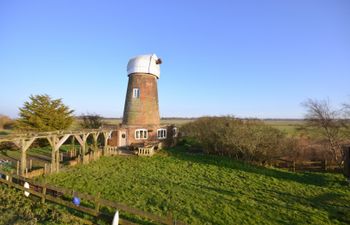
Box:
127, 54, 161, 78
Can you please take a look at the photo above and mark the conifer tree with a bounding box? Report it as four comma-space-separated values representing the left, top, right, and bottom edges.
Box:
16, 94, 74, 131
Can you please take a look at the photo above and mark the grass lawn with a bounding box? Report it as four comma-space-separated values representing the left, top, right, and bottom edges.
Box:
0, 183, 92, 225
40, 147, 350, 225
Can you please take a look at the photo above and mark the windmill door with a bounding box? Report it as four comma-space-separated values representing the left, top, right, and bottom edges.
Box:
119, 131, 127, 147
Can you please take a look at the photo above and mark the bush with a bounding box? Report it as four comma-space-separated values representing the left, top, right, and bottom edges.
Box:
0, 115, 13, 130
181, 116, 294, 164
79, 113, 103, 129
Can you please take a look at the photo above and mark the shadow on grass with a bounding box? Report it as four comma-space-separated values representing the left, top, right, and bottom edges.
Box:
310, 192, 350, 224
165, 147, 339, 188
27, 153, 51, 163
185, 163, 350, 224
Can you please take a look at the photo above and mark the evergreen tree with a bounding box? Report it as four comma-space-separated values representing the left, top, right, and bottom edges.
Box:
16, 94, 74, 131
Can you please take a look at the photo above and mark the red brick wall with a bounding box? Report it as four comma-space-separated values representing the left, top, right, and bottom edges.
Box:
122, 73, 160, 126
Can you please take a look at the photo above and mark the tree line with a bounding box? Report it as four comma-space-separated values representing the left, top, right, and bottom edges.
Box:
180, 98, 350, 167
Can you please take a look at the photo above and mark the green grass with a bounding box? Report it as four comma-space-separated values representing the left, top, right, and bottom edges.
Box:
0, 183, 92, 224
263, 120, 305, 136
0, 144, 77, 170
39, 147, 350, 225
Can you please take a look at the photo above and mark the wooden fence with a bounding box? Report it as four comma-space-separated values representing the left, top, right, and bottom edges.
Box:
273, 159, 339, 172
0, 170, 185, 225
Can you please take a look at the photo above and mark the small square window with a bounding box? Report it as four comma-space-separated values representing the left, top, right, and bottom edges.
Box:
135, 129, 148, 140
157, 129, 167, 139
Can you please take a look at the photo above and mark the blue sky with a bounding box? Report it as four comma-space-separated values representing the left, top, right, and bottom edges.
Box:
0, 0, 349, 118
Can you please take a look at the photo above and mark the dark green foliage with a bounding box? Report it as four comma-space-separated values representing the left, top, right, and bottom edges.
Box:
80, 113, 103, 129
180, 116, 295, 163
16, 94, 74, 132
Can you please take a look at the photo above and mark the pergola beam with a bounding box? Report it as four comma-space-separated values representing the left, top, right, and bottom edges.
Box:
0, 128, 116, 176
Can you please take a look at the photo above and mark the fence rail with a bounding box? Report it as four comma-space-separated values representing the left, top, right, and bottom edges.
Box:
0, 170, 185, 225
273, 159, 339, 172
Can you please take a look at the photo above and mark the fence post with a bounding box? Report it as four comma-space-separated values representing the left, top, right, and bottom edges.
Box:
95, 192, 101, 215
29, 159, 32, 171
292, 161, 296, 172
9, 174, 12, 183
323, 160, 327, 171
16, 161, 19, 175
42, 184, 47, 203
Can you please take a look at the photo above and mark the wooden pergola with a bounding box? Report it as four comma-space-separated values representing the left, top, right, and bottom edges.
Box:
0, 129, 115, 175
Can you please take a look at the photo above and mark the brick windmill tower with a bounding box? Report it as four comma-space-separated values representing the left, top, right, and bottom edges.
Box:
113, 54, 176, 148
122, 54, 161, 126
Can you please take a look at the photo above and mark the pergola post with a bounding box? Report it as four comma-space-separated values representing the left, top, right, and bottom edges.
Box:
74, 133, 90, 163
19, 138, 36, 176
47, 134, 71, 173
102, 131, 111, 155
92, 132, 100, 152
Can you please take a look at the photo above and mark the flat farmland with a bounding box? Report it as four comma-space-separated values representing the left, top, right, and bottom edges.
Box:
263, 119, 305, 135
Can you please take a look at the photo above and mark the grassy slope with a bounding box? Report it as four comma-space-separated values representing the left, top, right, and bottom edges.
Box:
40, 147, 350, 225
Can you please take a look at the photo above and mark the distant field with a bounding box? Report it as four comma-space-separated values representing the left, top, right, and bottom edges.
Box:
263, 120, 305, 136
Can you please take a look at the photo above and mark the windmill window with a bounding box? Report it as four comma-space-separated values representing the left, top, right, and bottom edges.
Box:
157, 129, 167, 139
135, 129, 148, 139
133, 88, 140, 98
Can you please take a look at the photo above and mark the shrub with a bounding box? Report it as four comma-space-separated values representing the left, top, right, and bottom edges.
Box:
79, 113, 103, 129
0, 115, 13, 130
181, 116, 293, 164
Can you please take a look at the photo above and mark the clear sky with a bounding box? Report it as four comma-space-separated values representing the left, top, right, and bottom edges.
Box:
0, 0, 349, 119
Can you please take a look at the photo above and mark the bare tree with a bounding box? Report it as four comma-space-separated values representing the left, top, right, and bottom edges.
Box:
302, 99, 345, 165
80, 113, 103, 129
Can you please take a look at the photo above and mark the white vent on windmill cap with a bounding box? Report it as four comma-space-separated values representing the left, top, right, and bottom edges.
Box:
127, 54, 162, 79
